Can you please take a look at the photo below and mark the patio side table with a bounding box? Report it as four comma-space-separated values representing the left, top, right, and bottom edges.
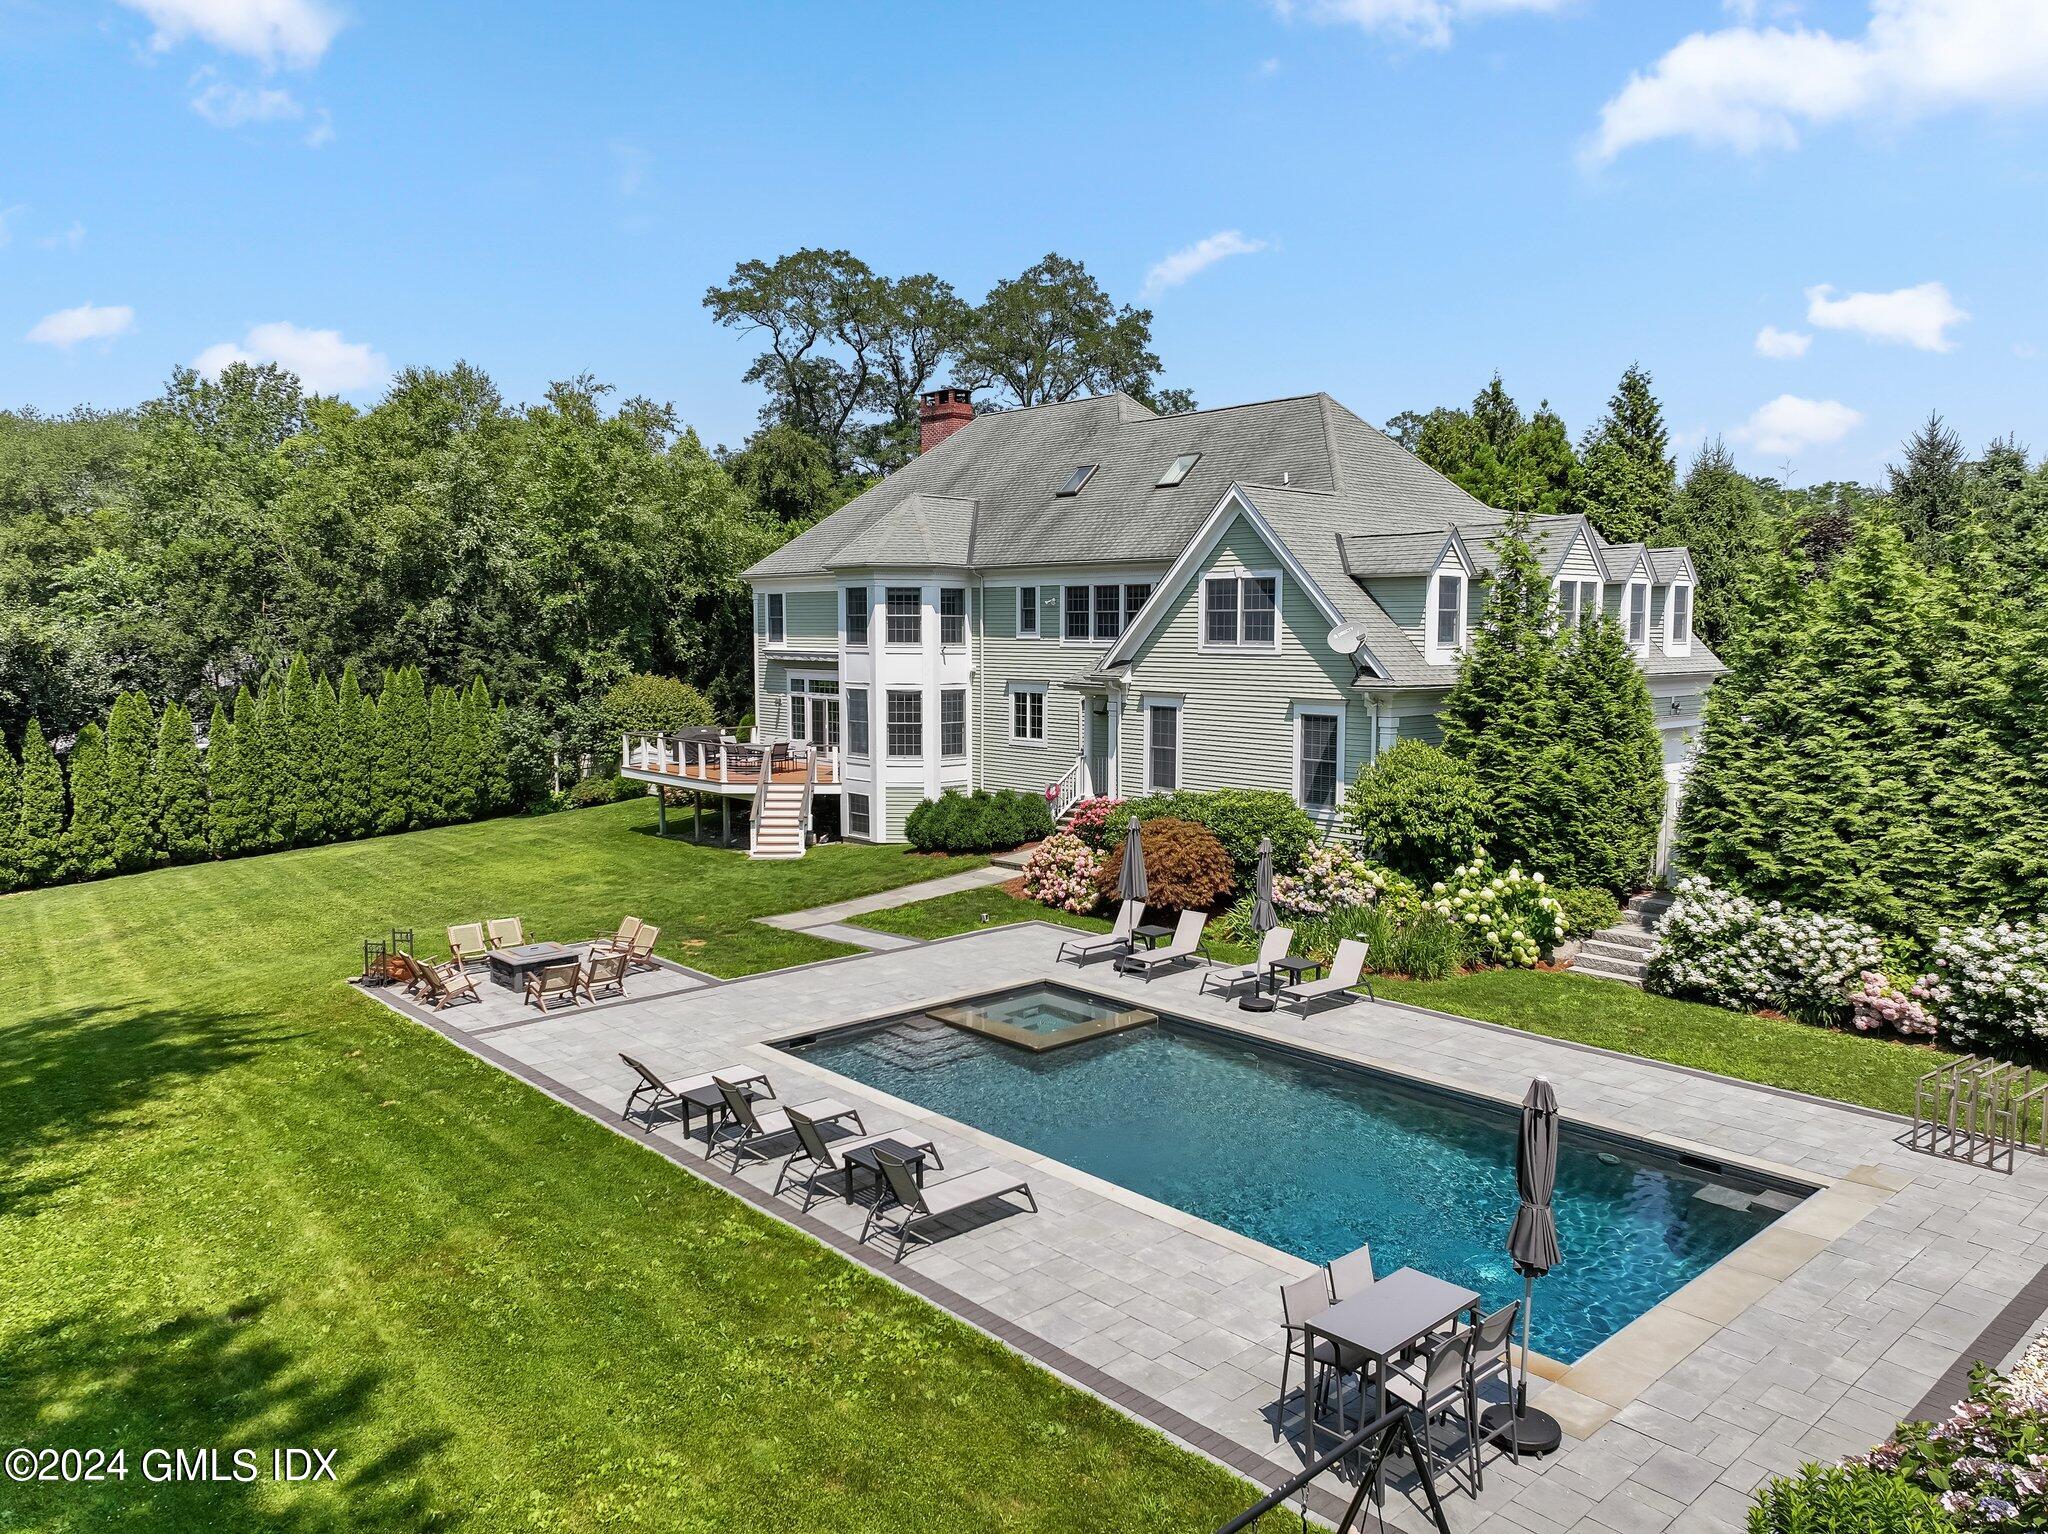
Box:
841, 1138, 930, 1205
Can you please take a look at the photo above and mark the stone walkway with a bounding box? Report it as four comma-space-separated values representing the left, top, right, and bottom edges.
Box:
755, 864, 1014, 949
368, 925, 2048, 1533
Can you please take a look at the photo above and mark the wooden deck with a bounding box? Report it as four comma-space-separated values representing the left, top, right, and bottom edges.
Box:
622, 757, 839, 792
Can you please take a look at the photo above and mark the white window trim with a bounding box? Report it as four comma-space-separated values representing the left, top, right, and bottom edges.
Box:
1142, 696, 1184, 794
765, 590, 787, 647
938, 587, 968, 649
1665, 582, 1693, 656
939, 686, 969, 761
1426, 564, 1468, 664
883, 689, 924, 762
841, 585, 870, 649
1007, 682, 1048, 746
1628, 580, 1651, 655
846, 791, 872, 840
844, 685, 870, 760
1197, 569, 1283, 655
1292, 704, 1345, 816
882, 586, 923, 650
1015, 585, 1041, 639
1058, 581, 1152, 647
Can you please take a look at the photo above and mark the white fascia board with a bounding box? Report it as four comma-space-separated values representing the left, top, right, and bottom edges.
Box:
1102, 484, 1347, 669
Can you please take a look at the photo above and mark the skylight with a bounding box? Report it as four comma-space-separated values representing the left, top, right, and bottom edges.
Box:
1055, 464, 1097, 497
1156, 453, 1201, 488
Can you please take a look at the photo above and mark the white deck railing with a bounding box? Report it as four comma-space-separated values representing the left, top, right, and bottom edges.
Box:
1047, 757, 1088, 823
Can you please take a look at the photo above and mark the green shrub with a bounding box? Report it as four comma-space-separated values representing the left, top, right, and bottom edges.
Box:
1555, 885, 1623, 939
1342, 739, 1486, 883
1748, 1465, 1956, 1534
567, 774, 638, 808
1116, 789, 1315, 883
905, 789, 1052, 854
1382, 908, 1466, 980
600, 673, 716, 741
1097, 817, 1234, 913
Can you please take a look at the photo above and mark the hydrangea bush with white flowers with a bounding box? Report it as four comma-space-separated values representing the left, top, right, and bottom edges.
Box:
1426, 849, 1562, 968
1273, 842, 1414, 918
1926, 921, 2048, 1054
1646, 876, 1885, 1028
1021, 832, 1104, 915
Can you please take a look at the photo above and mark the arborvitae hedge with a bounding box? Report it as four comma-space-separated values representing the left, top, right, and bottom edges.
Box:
7, 657, 515, 893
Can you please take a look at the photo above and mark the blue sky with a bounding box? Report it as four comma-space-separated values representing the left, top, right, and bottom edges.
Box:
4, 0, 2046, 484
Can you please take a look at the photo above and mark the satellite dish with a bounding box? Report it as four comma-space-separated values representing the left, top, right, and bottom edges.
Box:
1327, 621, 1366, 653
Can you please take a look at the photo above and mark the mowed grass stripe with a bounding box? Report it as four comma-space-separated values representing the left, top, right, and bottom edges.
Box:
0, 801, 1290, 1531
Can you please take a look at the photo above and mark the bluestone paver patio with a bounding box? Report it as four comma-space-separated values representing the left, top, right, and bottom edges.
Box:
370, 925, 2048, 1532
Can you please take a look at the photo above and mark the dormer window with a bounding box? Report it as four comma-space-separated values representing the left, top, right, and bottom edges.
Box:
1156, 453, 1201, 488
1666, 583, 1693, 655
1557, 578, 1600, 628
1055, 464, 1097, 497
1626, 581, 1649, 651
1430, 567, 1467, 660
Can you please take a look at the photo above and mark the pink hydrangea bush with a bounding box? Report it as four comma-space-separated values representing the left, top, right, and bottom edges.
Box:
1837, 1367, 2048, 1530
1273, 843, 1412, 918
1064, 797, 1125, 849
1847, 970, 1940, 1037
1022, 832, 1104, 915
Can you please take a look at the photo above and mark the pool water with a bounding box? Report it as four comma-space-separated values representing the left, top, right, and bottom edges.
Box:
788, 996, 1805, 1362
977, 988, 1123, 1034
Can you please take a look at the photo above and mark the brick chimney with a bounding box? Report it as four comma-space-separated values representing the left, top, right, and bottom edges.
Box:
919, 387, 974, 454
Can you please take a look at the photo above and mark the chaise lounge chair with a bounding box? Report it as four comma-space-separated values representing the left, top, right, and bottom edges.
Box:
1198, 925, 1297, 997
1120, 909, 1207, 982
446, 922, 487, 969
772, 1107, 944, 1211
860, 1150, 1037, 1261
618, 1054, 771, 1132
1278, 938, 1371, 1015
1055, 899, 1141, 965
710, 1079, 864, 1168
486, 917, 526, 951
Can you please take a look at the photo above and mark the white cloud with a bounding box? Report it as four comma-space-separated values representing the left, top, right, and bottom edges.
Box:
1754, 325, 1811, 358
1805, 280, 1966, 351
37, 221, 87, 251
1269, 0, 1568, 49
303, 107, 333, 147
1589, 0, 2048, 162
1142, 231, 1271, 298
190, 75, 302, 126
195, 321, 389, 393
1257, 56, 1283, 76
26, 303, 136, 348
1732, 394, 1864, 456
2015, 341, 2039, 359
118, 0, 344, 69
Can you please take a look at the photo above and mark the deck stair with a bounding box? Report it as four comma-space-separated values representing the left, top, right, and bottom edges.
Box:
1568, 892, 1671, 986
749, 783, 809, 860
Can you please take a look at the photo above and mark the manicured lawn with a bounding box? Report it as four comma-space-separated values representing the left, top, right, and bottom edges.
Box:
0, 801, 1286, 1532
857, 890, 1944, 1118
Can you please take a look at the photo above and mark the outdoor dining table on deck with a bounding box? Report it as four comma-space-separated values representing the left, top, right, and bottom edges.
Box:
1300, 1267, 1482, 1458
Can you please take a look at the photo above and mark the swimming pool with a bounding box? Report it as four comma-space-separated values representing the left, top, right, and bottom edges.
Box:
784, 984, 1808, 1362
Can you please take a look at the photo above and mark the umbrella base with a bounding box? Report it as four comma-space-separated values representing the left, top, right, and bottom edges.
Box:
1238, 995, 1276, 1013
1481, 1404, 1562, 1457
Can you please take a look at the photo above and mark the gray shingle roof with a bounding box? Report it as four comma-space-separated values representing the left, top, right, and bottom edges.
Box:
745, 389, 1724, 685
1648, 547, 1694, 583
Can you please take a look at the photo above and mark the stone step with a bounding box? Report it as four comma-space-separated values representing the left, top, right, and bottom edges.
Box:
1570, 954, 1645, 986
1589, 926, 1657, 953
1580, 937, 1652, 966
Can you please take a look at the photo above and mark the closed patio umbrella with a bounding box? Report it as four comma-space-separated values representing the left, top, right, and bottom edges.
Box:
1484, 1076, 1563, 1456
1251, 837, 1277, 936
1119, 816, 1148, 903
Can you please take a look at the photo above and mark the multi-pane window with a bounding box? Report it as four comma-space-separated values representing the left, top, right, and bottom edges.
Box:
1203, 574, 1279, 647
1435, 572, 1464, 652
940, 688, 966, 758
1017, 586, 1039, 637
885, 690, 922, 759
788, 680, 807, 742
1093, 583, 1123, 641
1064, 585, 1091, 641
846, 687, 869, 758
1147, 704, 1179, 791
1124, 583, 1152, 624
1668, 585, 1692, 647
1627, 583, 1649, 648
885, 586, 921, 645
1299, 712, 1340, 813
940, 587, 966, 646
766, 592, 785, 644
1010, 686, 1045, 742
843, 586, 869, 647
1559, 578, 1600, 627
847, 792, 871, 839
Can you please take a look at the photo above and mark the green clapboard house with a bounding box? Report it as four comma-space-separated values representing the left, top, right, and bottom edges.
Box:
625, 388, 1721, 859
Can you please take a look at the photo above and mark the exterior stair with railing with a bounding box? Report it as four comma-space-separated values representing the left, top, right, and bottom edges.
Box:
1568, 891, 1671, 986
750, 782, 809, 860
